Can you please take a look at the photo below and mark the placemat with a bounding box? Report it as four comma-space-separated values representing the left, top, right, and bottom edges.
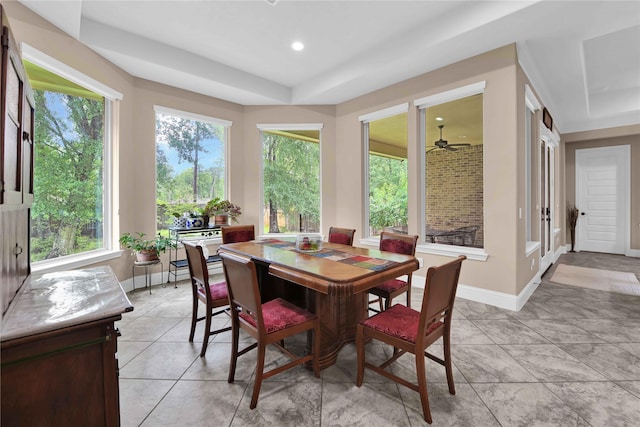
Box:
259, 239, 397, 271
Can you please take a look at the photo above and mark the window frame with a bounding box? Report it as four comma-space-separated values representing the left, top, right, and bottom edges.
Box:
359, 103, 409, 244
153, 105, 232, 239
414, 82, 488, 261
24, 44, 124, 275
257, 123, 323, 239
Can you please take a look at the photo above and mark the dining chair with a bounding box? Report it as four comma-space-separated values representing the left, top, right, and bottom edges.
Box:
220, 251, 320, 409
328, 226, 356, 246
368, 231, 419, 313
184, 241, 231, 357
221, 224, 255, 244
356, 255, 466, 424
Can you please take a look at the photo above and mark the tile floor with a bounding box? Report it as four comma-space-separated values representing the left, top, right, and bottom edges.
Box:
117, 252, 640, 426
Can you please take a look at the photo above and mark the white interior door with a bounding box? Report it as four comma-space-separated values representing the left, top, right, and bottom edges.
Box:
575, 145, 629, 254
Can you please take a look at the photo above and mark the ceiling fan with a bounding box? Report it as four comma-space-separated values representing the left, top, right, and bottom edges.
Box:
426, 125, 471, 153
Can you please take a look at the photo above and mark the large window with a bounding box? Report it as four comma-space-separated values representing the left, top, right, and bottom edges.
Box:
361, 104, 408, 238
416, 83, 484, 248
259, 125, 321, 235
24, 47, 121, 264
155, 106, 230, 233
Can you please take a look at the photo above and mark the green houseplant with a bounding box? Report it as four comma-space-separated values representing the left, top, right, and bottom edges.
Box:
119, 232, 176, 261
204, 198, 242, 225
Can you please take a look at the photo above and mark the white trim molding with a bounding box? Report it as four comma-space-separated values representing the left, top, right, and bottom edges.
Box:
257, 123, 323, 131
155, 105, 232, 127
22, 43, 123, 100
412, 274, 541, 312
413, 81, 486, 108
359, 103, 409, 123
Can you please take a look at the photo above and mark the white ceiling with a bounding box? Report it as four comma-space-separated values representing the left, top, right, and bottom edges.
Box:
18, 0, 640, 134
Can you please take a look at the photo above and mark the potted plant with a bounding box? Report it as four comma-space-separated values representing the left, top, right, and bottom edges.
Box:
204, 198, 242, 225
119, 232, 176, 262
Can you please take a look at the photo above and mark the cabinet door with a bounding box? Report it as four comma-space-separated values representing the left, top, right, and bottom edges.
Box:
1, 20, 24, 205
22, 88, 34, 205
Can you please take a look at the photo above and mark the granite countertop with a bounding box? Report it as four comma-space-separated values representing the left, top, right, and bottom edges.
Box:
1, 266, 133, 342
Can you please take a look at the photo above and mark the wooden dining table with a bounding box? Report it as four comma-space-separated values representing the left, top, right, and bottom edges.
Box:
218, 239, 419, 369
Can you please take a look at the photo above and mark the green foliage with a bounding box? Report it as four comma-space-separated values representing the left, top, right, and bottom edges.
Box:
31, 89, 105, 261
263, 133, 320, 233
156, 114, 223, 202
119, 232, 176, 254
369, 154, 408, 233
204, 198, 242, 222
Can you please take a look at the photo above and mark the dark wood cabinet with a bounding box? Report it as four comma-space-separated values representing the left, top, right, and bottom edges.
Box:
1, 6, 131, 426
1, 267, 133, 426
1, 3, 33, 315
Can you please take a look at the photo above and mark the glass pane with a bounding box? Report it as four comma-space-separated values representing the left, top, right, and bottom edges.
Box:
31, 90, 105, 262
425, 94, 483, 247
262, 130, 320, 234
155, 112, 226, 233
368, 113, 408, 237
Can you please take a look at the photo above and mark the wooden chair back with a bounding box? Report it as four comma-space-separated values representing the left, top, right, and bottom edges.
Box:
328, 227, 356, 245
378, 231, 418, 256
419, 255, 465, 345
222, 224, 255, 244
184, 241, 209, 291
219, 251, 263, 330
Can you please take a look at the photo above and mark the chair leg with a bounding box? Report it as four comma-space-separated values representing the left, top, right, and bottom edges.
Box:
384, 295, 392, 311
189, 290, 198, 342
355, 324, 365, 387
415, 352, 432, 424
200, 306, 212, 357
250, 342, 266, 409
378, 296, 384, 312
406, 286, 411, 309
443, 331, 456, 395
228, 319, 239, 383
313, 320, 320, 378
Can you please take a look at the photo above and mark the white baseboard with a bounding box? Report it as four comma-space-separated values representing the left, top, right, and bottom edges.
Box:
120, 263, 223, 293
413, 273, 541, 312
626, 248, 640, 257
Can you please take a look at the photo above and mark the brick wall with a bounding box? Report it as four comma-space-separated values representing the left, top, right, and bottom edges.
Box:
425, 144, 484, 247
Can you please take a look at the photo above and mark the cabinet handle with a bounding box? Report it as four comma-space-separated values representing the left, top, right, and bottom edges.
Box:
14, 244, 23, 256
23, 131, 30, 140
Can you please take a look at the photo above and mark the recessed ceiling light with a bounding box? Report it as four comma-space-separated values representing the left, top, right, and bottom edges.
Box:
291, 41, 304, 51
435, 117, 444, 121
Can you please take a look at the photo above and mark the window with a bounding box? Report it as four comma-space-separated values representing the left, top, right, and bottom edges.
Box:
24, 46, 121, 265
361, 104, 408, 238
416, 83, 484, 249
155, 106, 230, 234
259, 124, 321, 235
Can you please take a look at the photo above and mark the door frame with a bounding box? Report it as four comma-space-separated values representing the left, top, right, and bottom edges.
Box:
539, 123, 559, 273
575, 145, 630, 255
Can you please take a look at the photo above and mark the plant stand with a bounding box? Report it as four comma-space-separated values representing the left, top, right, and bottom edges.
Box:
133, 259, 163, 294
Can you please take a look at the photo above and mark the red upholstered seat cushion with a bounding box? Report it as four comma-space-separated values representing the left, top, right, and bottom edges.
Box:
198, 281, 228, 302
239, 298, 316, 334
380, 238, 414, 255
373, 278, 407, 293
329, 232, 352, 245
361, 304, 443, 343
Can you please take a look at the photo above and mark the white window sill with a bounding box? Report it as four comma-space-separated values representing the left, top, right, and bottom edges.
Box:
416, 243, 488, 261
257, 233, 298, 242
358, 237, 488, 261
525, 240, 540, 257
31, 249, 124, 278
